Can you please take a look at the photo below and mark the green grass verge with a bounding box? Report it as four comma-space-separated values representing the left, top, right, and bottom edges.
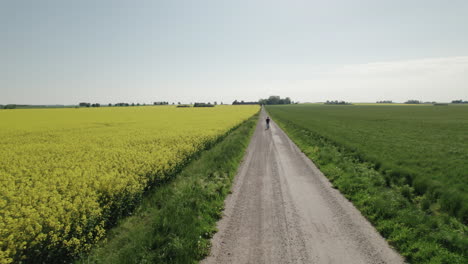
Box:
267, 110, 467, 264
77, 113, 258, 264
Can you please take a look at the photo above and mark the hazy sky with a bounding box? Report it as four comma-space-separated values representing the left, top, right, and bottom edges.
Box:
1, 0, 468, 104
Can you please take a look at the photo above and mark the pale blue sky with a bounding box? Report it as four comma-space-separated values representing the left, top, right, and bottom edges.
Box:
1, 0, 467, 104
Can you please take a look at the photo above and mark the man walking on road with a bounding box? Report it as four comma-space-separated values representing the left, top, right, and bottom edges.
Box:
266, 116, 271, 129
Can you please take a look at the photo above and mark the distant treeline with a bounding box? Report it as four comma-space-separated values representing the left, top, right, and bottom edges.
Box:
0, 104, 18, 109
405, 100, 423, 104
5, 98, 466, 110
259, 96, 292, 105
325, 100, 352, 105
379, 100, 468, 104
231, 96, 293, 105
232, 100, 258, 105
79, 102, 149, 107
405, 100, 440, 104
0, 104, 72, 109
79, 102, 102, 107
193, 102, 215, 107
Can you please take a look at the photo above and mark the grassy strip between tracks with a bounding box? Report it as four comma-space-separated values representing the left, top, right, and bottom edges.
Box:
270, 116, 467, 264
77, 113, 258, 264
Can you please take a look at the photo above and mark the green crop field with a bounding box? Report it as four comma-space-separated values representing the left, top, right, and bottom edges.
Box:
266, 104, 467, 263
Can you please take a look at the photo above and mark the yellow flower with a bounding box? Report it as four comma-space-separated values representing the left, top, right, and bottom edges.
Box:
0, 105, 258, 262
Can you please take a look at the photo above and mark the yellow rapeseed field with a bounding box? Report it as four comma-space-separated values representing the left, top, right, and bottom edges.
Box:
0, 105, 259, 263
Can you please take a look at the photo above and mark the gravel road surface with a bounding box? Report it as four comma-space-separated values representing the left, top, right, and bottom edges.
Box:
202, 109, 404, 264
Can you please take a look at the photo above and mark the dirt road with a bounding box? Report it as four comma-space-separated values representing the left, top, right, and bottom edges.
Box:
202, 109, 404, 264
